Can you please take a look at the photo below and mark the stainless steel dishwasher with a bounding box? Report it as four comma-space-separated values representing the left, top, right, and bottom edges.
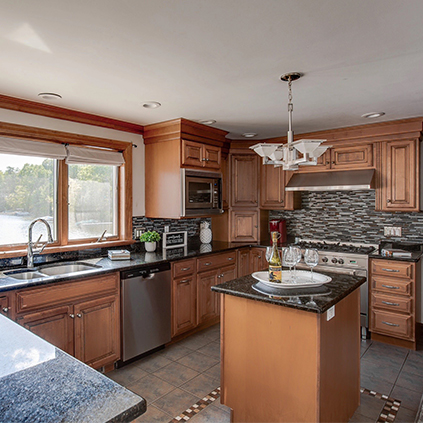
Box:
120, 262, 171, 364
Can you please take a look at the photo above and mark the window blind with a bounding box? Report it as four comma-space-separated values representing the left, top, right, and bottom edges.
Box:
65, 145, 125, 166
0, 137, 67, 159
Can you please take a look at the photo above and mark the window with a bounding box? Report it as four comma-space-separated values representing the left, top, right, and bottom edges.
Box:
0, 154, 57, 246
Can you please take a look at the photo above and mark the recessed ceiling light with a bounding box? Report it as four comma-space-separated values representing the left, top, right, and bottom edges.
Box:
38, 92, 62, 101
242, 133, 258, 138
143, 101, 161, 109
198, 120, 216, 125
361, 112, 385, 119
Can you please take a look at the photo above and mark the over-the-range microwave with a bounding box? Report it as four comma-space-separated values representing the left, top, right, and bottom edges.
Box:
181, 169, 223, 217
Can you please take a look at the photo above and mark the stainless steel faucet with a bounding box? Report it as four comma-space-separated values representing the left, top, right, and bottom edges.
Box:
27, 218, 54, 268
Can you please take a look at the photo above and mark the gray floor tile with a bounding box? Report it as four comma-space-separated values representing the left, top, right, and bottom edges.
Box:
349, 410, 374, 422
177, 351, 220, 373
153, 387, 200, 417
360, 356, 402, 383
403, 354, 423, 377
132, 404, 172, 423
367, 341, 409, 361
127, 373, 176, 403
360, 374, 394, 396
107, 363, 149, 387
396, 370, 423, 394
135, 352, 173, 373
391, 385, 422, 412
354, 393, 384, 420
197, 341, 220, 359
180, 373, 220, 398
395, 405, 417, 423
190, 404, 231, 423
160, 343, 193, 361
203, 363, 221, 379
153, 361, 200, 387
178, 333, 217, 351
211, 398, 231, 414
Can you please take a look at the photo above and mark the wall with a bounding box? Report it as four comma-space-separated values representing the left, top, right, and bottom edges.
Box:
0, 108, 145, 215
270, 190, 423, 244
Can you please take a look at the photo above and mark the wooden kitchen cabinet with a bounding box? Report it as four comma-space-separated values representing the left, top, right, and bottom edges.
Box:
369, 258, 418, 349
237, 248, 250, 277
379, 139, 419, 211
250, 247, 267, 272
181, 140, 221, 170
231, 154, 259, 207
0, 292, 13, 319
260, 163, 285, 208
14, 273, 121, 369
230, 209, 258, 242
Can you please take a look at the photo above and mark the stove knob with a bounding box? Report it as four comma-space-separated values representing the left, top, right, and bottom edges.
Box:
331, 258, 338, 264
338, 259, 344, 265
322, 257, 328, 263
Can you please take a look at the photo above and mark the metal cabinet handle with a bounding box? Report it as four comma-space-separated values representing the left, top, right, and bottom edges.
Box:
2, 307, 9, 313
382, 301, 400, 306
382, 268, 399, 273
382, 284, 400, 290
227, 257, 234, 261
204, 262, 212, 266
77, 313, 82, 318
179, 279, 190, 284
181, 267, 191, 271
69, 314, 75, 319
382, 321, 399, 327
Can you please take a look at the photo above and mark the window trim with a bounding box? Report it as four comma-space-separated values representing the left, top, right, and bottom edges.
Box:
0, 121, 134, 257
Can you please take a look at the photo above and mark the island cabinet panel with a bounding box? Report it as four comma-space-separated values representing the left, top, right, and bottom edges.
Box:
231, 154, 259, 207
172, 274, 197, 337
74, 295, 120, 369
16, 305, 74, 356
14, 273, 121, 369
380, 139, 419, 211
220, 290, 360, 422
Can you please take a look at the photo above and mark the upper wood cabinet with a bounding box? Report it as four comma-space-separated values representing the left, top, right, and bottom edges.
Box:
379, 139, 419, 211
221, 155, 230, 209
231, 154, 259, 207
230, 209, 258, 242
181, 140, 221, 170
297, 143, 374, 172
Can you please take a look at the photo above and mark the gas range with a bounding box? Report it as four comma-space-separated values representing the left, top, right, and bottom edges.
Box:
296, 239, 377, 255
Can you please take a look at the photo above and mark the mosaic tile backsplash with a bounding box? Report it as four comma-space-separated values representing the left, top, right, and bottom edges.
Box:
270, 190, 423, 244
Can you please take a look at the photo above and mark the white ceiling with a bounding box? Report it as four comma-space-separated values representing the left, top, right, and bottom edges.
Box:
1, 0, 423, 139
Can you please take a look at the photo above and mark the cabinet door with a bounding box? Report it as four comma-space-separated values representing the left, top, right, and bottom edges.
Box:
230, 209, 258, 242
17, 305, 74, 355
221, 155, 230, 209
172, 275, 197, 337
237, 248, 251, 277
203, 145, 221, 170
260, 164, 285, 209
296, 151, 330, 172
381, 139, 418, 211
330, 144, 374, 170
182, 140, 203, 168
0, 293, 12, 318
231, 154, 259, 207
250, 247, 267, 272
197, 270, 219, 325
74, 295, 120, 368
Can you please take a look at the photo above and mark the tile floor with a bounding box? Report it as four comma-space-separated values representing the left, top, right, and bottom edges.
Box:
107, 325, 423, 423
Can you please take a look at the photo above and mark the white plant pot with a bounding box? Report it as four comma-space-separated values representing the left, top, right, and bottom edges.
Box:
145, 241, 156, 252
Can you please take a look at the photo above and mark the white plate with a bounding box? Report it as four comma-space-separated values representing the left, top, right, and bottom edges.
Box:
251, 270, 332, 289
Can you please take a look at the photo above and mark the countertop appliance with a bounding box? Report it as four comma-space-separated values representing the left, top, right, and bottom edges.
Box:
181, 169, 223, 216
120, 262, 171, 364
295, 238, 376, 339
269, 219, 287, 244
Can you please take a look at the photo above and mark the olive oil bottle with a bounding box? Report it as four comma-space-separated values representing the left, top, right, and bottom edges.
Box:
268, 232, 282, 282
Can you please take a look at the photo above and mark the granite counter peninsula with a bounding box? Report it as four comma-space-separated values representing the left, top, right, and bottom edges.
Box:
0, 314, 146, 422
212, 272, 366, 423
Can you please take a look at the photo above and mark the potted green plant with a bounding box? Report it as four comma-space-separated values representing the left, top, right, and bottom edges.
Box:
139, 230, 161, 252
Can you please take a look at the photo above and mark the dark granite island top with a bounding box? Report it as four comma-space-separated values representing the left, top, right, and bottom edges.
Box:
211, 270, 366, 313
0, 314, 146, 422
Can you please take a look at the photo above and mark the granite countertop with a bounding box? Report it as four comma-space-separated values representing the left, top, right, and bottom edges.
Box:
369, 251, 423, 263
211, 270, 366, 314
0, 314, 146, 422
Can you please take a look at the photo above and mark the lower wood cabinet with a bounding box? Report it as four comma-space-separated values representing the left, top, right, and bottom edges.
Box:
172, 274, 197, 337
15, 273, 120, 369
237, 248, 250, 277
0, 292, 13, 319
250, 247, 267, 272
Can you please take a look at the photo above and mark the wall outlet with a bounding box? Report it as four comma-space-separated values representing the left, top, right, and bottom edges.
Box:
327, 306, 335, 321
393, 227, 402, 236
384, 226, 402, 237
384, 227, 392, 236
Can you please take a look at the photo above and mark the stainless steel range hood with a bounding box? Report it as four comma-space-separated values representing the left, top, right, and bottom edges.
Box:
285, 169, 375, 191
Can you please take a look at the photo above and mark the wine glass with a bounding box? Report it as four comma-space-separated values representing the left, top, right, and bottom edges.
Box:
265, 246, 272, 262
283, 246, 297, 283
304, 248, 319, 281
291, 246, 302, 279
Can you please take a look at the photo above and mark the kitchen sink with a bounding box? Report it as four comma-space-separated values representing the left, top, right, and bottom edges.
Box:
4, 270, 47, 280
39, 262, 101, 276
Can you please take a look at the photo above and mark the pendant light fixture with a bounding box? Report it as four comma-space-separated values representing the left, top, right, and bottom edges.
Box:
250, 72, 331, 170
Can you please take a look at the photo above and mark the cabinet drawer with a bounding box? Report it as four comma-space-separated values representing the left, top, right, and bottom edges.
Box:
372, 276, 412, 296
372, 292, 412, 314
371, 310, 413, 340
197, 251, 237, 272
371, 260, 413, 279
16, 273, 119, 314
173, 259, 196, 278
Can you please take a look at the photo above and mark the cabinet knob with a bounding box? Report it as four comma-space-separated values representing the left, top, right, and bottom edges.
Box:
77, 313, 82, 318
387, 199, 391, 203
258, 255, 261, 259
69, 314, 75, 319
2, 307, 9, 313
326, 161, 330, 165
331, 161, 335, 164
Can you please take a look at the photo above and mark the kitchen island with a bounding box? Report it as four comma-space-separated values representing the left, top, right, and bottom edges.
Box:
212, 272, 366, 423
0, 314, 146, 422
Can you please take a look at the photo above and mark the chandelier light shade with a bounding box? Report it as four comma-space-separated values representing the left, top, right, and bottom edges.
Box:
250, 72, 331, 171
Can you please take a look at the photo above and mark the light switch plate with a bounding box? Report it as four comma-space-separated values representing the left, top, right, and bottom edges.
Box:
393, 227, 402, 236
327, 306, 335, 321
384, 227, 392, 236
